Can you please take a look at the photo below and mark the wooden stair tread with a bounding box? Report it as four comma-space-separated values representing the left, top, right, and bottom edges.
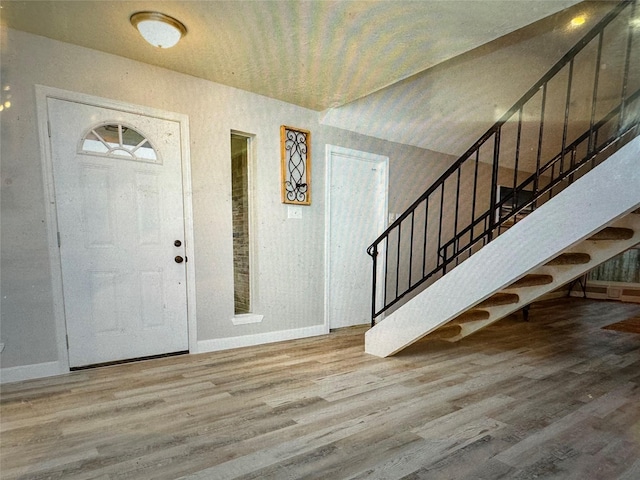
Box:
477, 292, 519, 308
452, 309, 490, 324
546, 252, 591, 266
588, 227, 634, 241
508, 274, 553, 288
428, 324, 462, 340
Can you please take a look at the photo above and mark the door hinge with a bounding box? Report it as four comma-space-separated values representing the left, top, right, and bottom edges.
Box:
65, 334, 69, 349
47, 120, 51, 138
57, 231, 61, 247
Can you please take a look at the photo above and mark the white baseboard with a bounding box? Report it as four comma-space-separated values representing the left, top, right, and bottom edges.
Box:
570, 290, 640, 304
0, 361, 67, 384
197, 324, 329, 354
1, 325, 331, 382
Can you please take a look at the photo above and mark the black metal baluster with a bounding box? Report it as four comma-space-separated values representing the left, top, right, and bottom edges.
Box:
408, 211, 415, 289
422, 198, 429, 278
534, 83, 547, 208
488, 130, 501, 241
619, 1, 636, 132
592, 127, 600, 168
370, 244, 378, 326
560, 59, 575, 180
512, 108, 523, 222
384, 234, 390, 311
471, 149, 480, 243
395, 223, 401, 300
589, 32, 604, 156
437, 184, 445, 272
454, 167, 461, 258
569, 148, 577, 185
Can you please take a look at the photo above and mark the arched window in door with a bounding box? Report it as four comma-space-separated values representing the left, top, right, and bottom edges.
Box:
80, 123, 159, 163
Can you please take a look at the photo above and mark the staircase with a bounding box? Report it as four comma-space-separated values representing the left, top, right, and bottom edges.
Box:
365, 1, 640, 357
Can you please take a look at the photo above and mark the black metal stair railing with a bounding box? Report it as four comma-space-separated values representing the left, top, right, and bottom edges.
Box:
367, 0, 640, 326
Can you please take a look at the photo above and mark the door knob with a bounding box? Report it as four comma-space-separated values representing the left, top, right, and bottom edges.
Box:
174, 256, 184, 264
174, 240, 182, 247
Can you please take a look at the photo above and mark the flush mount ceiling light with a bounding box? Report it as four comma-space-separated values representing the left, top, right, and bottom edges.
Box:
130, 12, 187, 48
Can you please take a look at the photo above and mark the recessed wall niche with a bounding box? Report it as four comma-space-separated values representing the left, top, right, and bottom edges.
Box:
231, 133, 251, 314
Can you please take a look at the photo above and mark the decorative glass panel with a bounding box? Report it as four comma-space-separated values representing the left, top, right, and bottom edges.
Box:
80, 123, 159, 163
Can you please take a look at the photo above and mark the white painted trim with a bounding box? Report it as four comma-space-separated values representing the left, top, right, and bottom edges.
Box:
324, 145, 389, 330
323, 147, 332, 333
231, 314, 264, 325
197, 324, 327, 353
573, 281, 640, 304
587, 280, 640, 289
0, 362, 66, 384
35, 85, 197, 366
571, 290, 640, 304
179, 111, 198, 355
36, 86, 71, 375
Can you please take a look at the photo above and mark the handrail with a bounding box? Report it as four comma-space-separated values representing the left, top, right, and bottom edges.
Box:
368, 0, 639, 325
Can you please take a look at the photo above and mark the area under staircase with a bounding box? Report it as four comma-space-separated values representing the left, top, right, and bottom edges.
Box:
365, 0, 640, 357
443, 216, 639, 343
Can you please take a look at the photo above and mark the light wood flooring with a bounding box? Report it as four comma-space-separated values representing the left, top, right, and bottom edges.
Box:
2, 298, 640, 479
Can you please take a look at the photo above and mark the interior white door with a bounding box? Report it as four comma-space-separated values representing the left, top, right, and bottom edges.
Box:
327, 146, 388, 329
48, 98, 189, 367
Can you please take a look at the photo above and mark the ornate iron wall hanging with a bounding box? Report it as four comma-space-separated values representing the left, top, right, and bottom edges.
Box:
280, 125, 311, 205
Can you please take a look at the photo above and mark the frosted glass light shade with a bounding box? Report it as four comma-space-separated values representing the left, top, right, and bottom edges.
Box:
130, 12, 186, 48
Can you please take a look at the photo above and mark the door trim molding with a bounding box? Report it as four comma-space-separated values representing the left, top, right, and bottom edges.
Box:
324, 145, 389, 330
35, 85, 197, 374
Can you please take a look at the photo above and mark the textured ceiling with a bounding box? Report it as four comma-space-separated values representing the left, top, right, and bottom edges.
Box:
322, 1, 621, 156
1, 0, 581, 111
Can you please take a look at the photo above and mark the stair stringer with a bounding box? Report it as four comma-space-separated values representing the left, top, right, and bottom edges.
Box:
365, 136, 640, 358
445, 213, 640, 341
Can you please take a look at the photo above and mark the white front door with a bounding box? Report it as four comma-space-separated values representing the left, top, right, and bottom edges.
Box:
326, 146, 388, 329
48, 98, 189, 367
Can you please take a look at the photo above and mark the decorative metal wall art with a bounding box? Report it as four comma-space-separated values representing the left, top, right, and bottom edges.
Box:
280, 125, 311, 205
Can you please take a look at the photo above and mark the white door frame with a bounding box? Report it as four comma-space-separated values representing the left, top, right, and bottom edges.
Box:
36, 85, 197, 373
324, 145, 389, 330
